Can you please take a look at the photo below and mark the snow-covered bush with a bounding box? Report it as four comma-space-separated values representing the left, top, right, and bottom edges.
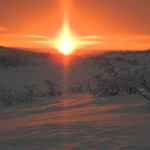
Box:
44, 80, 61, 96
22, 84, 37, 101
0, 87, 13, 106
84, 80, 95, 94
93, 61, 134, 96
0, 84, 38, 106
69, 82, 84, 94
136, 68, 150, 101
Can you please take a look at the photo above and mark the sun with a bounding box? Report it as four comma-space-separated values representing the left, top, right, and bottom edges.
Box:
60, 35, 72, 55
33, 15, 101, 55
33, 15, 75, 55
58, 15, 73, 55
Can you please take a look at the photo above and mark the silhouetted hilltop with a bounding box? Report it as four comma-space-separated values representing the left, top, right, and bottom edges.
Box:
0, 46, 81, 68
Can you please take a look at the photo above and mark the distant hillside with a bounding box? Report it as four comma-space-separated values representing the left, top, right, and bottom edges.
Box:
1, 46, 150, 68
0, 46, 49, 68
90, 49, 150, 66
0, 46, 72, 68
0, 46, 81, 68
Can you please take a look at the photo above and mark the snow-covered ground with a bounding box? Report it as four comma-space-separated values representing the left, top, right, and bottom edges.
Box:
1, 49, 150, 149
0, 57, 98, 91
0, 94, 150, 150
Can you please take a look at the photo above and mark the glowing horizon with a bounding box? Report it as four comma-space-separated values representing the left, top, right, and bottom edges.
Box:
0, 0, 149, 54
32, 13, 102, 55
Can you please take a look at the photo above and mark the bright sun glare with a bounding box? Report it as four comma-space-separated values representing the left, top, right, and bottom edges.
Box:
59, 16, 73, 55
60, 36, 72, 55
33, 14, 101, 55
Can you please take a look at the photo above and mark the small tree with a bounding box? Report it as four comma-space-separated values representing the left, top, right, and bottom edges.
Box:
0, 87, 13, 106
44, 80, 58, 96
84, 80, 94, 94
14, 90, 24, 103
23, 84, 37, 101
93, 62, 129, 96
69, 82, 84, 94
119, 72, 137, 95
136, 68, 150, 101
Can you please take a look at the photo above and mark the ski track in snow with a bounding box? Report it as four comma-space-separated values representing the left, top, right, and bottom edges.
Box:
0, 94, 150, 150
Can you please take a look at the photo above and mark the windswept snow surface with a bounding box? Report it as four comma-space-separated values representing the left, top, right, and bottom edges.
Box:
1, 94, 150, 150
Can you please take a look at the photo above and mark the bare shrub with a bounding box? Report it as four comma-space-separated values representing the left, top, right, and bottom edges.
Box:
135, 68, 150, 101
22, 84, 37, 101
84, 80, 95, 94
44, 80, 60, 96
93, 61, 131, 96
0, 87, 13, 106
69, 82, 84, 94
13, 90, 25, 103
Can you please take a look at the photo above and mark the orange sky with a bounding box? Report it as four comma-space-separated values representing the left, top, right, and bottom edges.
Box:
0, 0, 150, 54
